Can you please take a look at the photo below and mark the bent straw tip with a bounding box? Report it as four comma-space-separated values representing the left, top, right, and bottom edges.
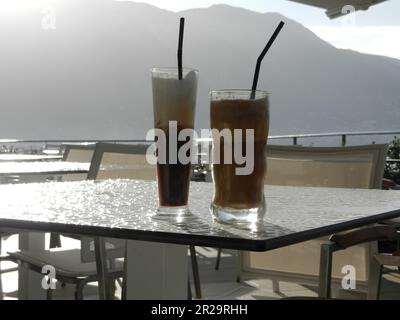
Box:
251, 21, 285, 96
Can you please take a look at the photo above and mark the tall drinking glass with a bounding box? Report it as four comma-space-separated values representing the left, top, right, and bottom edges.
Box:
210, 90, 269, 224
151, 68, 198, 217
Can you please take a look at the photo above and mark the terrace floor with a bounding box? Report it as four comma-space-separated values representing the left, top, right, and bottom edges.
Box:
1, 235, 399, 300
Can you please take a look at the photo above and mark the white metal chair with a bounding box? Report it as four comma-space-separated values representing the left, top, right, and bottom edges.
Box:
238, 144, 389, 297
11, 143, 201, 299
367, 233, 400, 299
3, 144, 96, 298
284, 225, 399, 300
2, 144, 96, 299
10, 143, 149, 299
9, 242, 124, 300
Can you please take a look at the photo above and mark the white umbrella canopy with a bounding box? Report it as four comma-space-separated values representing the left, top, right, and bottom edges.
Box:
287, 0, 388, 19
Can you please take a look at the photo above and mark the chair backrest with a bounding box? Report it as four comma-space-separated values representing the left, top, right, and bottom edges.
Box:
87, 143, 156, 181
62, 144, 96, 163
265, 144, 388, 189
61, 144, 95, 182
80, 142, 156, 263
243, 144, 389, 284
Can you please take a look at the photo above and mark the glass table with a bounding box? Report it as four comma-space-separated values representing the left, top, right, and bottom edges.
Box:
0, 161, 90, 177
0, 161, 90, 184
0, 154, 63, 162
0, 179, 399, 299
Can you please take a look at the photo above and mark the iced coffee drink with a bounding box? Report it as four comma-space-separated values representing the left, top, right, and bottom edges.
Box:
151, 68, 198, 216
210, 90, 269, 224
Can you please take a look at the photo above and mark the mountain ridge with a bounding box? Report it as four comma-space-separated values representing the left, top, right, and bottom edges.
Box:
0, 0, 398, 140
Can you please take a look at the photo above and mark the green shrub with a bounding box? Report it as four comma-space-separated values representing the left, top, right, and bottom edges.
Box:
384, 137, 400, 184
387, 136, 400, 159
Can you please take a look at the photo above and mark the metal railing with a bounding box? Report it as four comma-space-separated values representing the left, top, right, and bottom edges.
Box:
268, 130, 400, 146
0, 130, 399, 150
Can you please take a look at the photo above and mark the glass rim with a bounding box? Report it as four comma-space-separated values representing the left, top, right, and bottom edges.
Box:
210, 89, 269, 96
151, 67, 199, 74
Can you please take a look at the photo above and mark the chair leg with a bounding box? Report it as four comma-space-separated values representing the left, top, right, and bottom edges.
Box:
272, 279, 280, 293
116, 278, 123, 289
189, 245, 202, 299
236, 251, 242, 283
94, 237, 111, 300
215, 248, 222, 270
108, 259, 117, 300
46, 289, 53, 300
318, 243, 335, 298
49, 233, 62, 249
75, 282, 85, 300
121, 246, 128, 300
74, 278, 96, 300
120, 245, 129, 300
187, 276, 192, 300
367, 256, 383, 300
109, 279, 116, 300
0, 236, 8, 300
0, 237, 2, 300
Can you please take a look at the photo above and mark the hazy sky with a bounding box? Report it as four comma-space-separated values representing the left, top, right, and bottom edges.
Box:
1, 0, 399, 59
127, 0, 400, 60
130, 0, 399, 25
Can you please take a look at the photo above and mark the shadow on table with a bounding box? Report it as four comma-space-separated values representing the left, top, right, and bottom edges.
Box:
164, 214, 296, 242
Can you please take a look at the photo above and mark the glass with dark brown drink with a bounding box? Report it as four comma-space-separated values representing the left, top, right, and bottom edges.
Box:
210, 90, 269, 224
151, 68, 198, 217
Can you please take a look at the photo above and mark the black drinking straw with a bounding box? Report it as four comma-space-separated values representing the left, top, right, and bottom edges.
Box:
177, 17, 185, 80
251, 21, 285, 99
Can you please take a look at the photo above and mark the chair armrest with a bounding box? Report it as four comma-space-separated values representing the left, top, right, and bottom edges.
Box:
382, 178, 400, 190
330, 225, 398, 249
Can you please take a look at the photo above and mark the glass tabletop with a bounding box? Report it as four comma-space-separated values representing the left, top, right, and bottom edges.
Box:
0, 179, 399, 251
0, 161, 90, 175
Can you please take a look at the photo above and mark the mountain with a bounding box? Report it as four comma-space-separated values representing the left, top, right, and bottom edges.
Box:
0, 0, 399, 140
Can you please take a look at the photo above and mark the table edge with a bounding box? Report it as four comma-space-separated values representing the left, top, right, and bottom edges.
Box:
0, 209, 399, 252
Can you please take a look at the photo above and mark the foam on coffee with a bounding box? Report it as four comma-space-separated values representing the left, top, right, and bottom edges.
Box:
152, 70, 197, 130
